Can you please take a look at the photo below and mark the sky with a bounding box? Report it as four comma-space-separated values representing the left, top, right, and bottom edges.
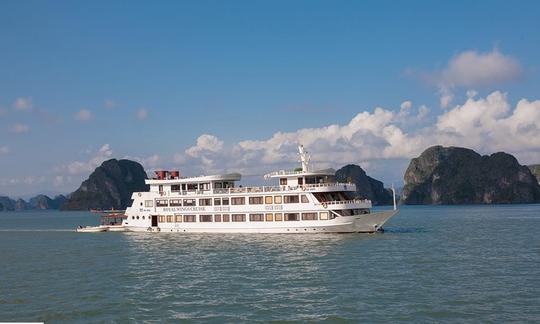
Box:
1, 1, 540, 198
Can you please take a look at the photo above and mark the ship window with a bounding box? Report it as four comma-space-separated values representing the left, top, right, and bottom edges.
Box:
187, 183, 197, 191
200, 215, 212, 222
200, 183, 210, 190
170, 199, 182, 207
298, 177, 303, 185
284, 195, 299, 204
214, 182, 223, 189
284, 213, 299, 221
222, 214, 230, 222
199, 198, 212, 206
183, 215, 196, 222
275, 213, 283, 221
167, 215, 173, 223
156, 199, 168, 207
280, 178, 287, 185
249, 196, 263, 204
140, 202, 143, 206
231, 197, 245, 205
305, 177, 316, 184
171, 184, 180, 192
302, 213, 317, 220
136, 216, 139, 220
265, 213, 273, 221
249, 214, 264, 222
214, 198, 221, 206
142, 216, 145, 220
265, 196, 273, 204
159, 215, 165, 223
301, 195, 309, 203
181, 184, 187, 191
319, 212, 329, 220
214, 214, 222, 222
274, 196, 282, 204
145, 200, 153, 207
183, 199, 196, 206
232, 214, 246, 222
222, 198, 229, 205
175, 214, 182, 222
132, 216, 135, 220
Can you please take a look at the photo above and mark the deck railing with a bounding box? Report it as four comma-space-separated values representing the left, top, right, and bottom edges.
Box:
315, 199, 371, 206
159, 182, 355, 196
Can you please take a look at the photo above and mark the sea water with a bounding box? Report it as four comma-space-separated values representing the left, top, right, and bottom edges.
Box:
1, 205, 539, 322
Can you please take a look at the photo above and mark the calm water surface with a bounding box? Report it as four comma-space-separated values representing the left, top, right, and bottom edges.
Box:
1, 205, 539, 322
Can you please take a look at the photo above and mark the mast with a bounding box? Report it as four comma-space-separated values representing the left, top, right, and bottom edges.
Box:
391, 184, 397, 211
298, 145, 311, 172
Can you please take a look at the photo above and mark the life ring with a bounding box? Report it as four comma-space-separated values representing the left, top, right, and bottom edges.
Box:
322, 203, 328, 208
302, 186, 306, 191
147, 227, 152, 232
138, 192, 142, 197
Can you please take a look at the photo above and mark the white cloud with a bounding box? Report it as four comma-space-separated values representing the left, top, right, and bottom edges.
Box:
13, 97, 34, 111
421, 49, 522, 108
62, 144, 113, 175
74, 109, 92, 121
0, 146, 9, 155
398, 100, 412, 117
185, 134, 224, 157
170, 91, 540, 182
123, 154, 161, 169
417, 105, 430, 120
10, 123, 30, 134
135, 108, 148, 120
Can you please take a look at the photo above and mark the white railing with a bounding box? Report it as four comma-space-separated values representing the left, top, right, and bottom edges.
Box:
264, 170, 305, 178
316, 199, 371, 206
157, 182, 356, 196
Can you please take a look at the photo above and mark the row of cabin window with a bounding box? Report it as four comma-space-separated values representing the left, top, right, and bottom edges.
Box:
167, 182, 234, 192
147, 195, 309, 208
156, 212, 329, 223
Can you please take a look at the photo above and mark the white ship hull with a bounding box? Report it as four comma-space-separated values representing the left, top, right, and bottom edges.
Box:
123, 210, 398, 234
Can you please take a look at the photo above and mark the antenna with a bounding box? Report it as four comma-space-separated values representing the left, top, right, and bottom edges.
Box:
298, 145, 310, 172
391, 183, 397, 211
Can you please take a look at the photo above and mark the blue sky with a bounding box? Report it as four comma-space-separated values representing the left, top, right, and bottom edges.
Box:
1, 1, 540, 197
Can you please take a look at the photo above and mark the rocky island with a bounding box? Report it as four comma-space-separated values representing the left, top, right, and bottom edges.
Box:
335, 164, 393, 205
401, 146, 540, 204
61, 159, 148, 210
528, 165, 540, 184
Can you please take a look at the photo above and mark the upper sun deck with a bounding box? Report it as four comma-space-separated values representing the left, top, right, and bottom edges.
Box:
264, 168, 335, 179
144, 145, 348, 194
146, 172, 241, 185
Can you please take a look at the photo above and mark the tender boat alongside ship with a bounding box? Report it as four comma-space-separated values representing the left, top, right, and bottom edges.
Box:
77, 145, 398, 233
76, 210, 127, 232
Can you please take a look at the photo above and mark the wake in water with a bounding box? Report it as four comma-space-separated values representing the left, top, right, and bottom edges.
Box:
0, 229, 75, 232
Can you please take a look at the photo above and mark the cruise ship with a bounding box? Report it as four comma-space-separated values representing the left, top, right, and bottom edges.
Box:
95, 146, 398, 233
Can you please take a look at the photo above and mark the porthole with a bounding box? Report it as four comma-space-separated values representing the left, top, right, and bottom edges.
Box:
140, 202, 143, 206
136, 216, 139, 220
132, 216, 135, 220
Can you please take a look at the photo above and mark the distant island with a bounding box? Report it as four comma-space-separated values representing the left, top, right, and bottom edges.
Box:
2, 145, 540, 211
401, 146, 540, 204
0, 194, 67, 212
